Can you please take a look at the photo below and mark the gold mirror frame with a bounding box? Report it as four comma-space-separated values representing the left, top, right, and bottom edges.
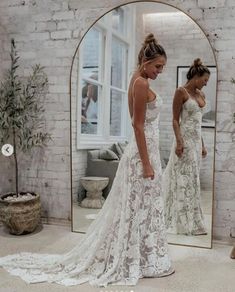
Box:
69, 0, 218, 249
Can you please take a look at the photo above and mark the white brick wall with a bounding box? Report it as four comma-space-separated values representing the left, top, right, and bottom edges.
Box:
0, 0, 234, 242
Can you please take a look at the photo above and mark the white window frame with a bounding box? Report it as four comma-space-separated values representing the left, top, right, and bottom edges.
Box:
76, 5, 135, 149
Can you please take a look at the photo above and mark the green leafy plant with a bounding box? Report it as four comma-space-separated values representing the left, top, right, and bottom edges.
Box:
0, 39, 51, 197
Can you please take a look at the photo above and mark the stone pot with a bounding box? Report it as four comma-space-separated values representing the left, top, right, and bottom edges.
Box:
0, 192, 41, 235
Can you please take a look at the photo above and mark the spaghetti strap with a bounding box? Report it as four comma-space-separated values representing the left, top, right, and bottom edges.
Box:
132, 76, 146, 96
180, 86, 191, 99
181, 86, 188, 94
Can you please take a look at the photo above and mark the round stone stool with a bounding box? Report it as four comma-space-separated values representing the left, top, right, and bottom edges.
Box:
80, 176, 109, 209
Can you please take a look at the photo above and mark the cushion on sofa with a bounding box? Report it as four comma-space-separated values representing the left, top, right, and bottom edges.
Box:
118, 141, 128, 153
113, 143, 123, 158
112, 142, 128, 159
99, 149, 119, 160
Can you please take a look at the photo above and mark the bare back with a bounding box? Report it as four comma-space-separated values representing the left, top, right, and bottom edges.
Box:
128, 75, 156, 120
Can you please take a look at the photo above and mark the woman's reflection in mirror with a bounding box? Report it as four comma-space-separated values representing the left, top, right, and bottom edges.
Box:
163, 58, 210, 236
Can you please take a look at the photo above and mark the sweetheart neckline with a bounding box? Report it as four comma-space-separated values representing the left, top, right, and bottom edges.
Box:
182, 87, 205, 108
184, 96, 205, 109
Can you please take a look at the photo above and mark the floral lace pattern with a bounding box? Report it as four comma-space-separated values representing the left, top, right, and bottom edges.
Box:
0, 96, 173, 287
162, 96, 207, 235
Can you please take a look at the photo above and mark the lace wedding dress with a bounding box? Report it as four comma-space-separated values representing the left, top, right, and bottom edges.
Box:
162, 88, 207, 235
0, 94, 174, 287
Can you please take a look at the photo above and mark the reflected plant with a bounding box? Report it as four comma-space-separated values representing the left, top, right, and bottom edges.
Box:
0, 39, 51, 196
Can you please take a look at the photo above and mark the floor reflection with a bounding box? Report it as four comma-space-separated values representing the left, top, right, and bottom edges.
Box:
72, 190, 212, 248
72, 205, 100, 233
167, 190, 212, 248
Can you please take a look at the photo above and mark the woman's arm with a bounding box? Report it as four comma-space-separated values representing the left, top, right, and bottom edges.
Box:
172, 88, 185, 157
132, 78, 154, 179
201, 136, 207, 158
200, 91, 207, 157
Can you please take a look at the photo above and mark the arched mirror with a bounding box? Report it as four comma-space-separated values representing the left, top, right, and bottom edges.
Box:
70, 1, 217, 249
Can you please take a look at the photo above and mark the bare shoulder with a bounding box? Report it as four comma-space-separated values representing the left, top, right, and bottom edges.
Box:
176, 86, 186, 94
174, 87, 186, 101
133, 76, 149, 90
173, 87, 185, 115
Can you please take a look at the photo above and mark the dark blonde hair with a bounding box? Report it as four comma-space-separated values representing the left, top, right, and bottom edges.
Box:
138, 33, 167, 66
186, 58, 210, 80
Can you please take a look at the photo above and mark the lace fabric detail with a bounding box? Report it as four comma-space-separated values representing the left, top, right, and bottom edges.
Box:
0, 96, 173, 287
162, 97, 207, 235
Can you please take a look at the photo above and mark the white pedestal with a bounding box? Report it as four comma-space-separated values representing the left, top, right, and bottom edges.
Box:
80, 176, 109, 209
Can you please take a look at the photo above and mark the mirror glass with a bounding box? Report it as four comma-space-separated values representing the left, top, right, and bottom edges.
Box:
71, 1, 217, 249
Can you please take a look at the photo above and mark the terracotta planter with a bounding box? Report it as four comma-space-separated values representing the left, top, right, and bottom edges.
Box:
0, 192, 41, 235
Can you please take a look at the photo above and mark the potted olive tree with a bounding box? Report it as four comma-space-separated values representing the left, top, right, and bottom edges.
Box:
0, 39, 50, 235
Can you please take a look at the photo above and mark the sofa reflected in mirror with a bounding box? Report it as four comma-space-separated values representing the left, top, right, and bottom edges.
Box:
83, 142, 128, 199
79, 149, 118, 202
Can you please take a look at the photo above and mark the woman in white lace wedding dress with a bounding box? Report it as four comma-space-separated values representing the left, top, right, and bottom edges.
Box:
163, 59, 210, 236
0, 34, 174, 287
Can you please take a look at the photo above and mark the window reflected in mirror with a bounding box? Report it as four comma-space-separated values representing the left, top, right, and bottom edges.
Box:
110, 90, 123, 136
77, 5, 132, 147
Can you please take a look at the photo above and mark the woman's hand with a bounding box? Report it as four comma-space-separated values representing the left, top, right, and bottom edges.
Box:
202, 146, 207, 158
143, 164, 155, 180
81, 115, 88, 123
175, 143, 184, 158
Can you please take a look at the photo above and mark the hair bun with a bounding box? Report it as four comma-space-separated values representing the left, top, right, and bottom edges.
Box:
137, 33, 166, 66
144, 33, 157, 45
193, 58, 202, 67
